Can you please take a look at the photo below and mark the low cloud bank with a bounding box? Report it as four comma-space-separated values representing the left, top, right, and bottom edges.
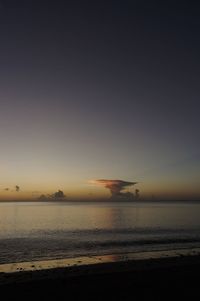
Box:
38, 190, 66, 201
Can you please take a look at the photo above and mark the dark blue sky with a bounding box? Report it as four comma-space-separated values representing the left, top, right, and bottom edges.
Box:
0, 1, 200, 200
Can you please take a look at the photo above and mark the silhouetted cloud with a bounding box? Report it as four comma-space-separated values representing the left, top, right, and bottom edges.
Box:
135, 189, 140, 199
15, 185, 20, 192
4, 188, 9, 191
38, 190, 66, 201
38, 194, 48, 201
52, 190, 65, 199
90, 179, 138, 199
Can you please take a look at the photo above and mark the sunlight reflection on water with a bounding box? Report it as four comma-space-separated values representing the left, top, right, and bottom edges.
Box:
0, 201, 200, 264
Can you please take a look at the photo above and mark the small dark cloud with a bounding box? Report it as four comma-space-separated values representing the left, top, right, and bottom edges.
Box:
52, 190, 65, 199
38, 190, 66, 201
4, 188, 9, 191
38, 194, 48, 201
15, 185, 20, 192
135, 189, 140, 198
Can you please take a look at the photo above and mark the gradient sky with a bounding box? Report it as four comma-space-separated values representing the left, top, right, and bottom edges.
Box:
0, 1, 200, 200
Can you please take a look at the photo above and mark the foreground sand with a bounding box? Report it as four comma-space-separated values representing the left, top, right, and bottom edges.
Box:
1, 248, 200, 300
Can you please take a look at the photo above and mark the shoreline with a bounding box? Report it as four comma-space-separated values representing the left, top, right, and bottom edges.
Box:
1, 247, 200, 284
1, 248, 200, 300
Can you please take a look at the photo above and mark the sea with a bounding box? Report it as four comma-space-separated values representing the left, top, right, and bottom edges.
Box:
0, 201, 200, 264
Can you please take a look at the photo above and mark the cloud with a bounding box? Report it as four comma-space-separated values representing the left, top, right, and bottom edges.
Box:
15, 185, 20, 192
38, 190, 66, 201
52, 190, 65, 199
4, 188, 9, 191
90, 179, 138, 199
38, 194, 48, 201
135, 189, 140, 199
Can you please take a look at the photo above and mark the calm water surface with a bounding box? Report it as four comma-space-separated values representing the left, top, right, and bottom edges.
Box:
0, 201, 200, 264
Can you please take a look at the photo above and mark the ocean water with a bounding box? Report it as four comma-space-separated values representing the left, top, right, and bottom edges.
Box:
0, 201, 200, 264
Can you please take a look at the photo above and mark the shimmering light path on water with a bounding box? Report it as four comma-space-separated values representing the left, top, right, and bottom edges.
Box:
1, 201, 200, 264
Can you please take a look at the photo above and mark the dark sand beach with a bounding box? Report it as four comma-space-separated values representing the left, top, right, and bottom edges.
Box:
1, 249, 200, 300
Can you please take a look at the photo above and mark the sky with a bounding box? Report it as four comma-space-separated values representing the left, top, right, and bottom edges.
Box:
0, 0, 200, 200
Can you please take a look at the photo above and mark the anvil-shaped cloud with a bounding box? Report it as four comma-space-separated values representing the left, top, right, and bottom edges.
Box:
90, 179, 138, 199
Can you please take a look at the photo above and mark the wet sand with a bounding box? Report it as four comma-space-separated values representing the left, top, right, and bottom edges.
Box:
1, 248, 200, 300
